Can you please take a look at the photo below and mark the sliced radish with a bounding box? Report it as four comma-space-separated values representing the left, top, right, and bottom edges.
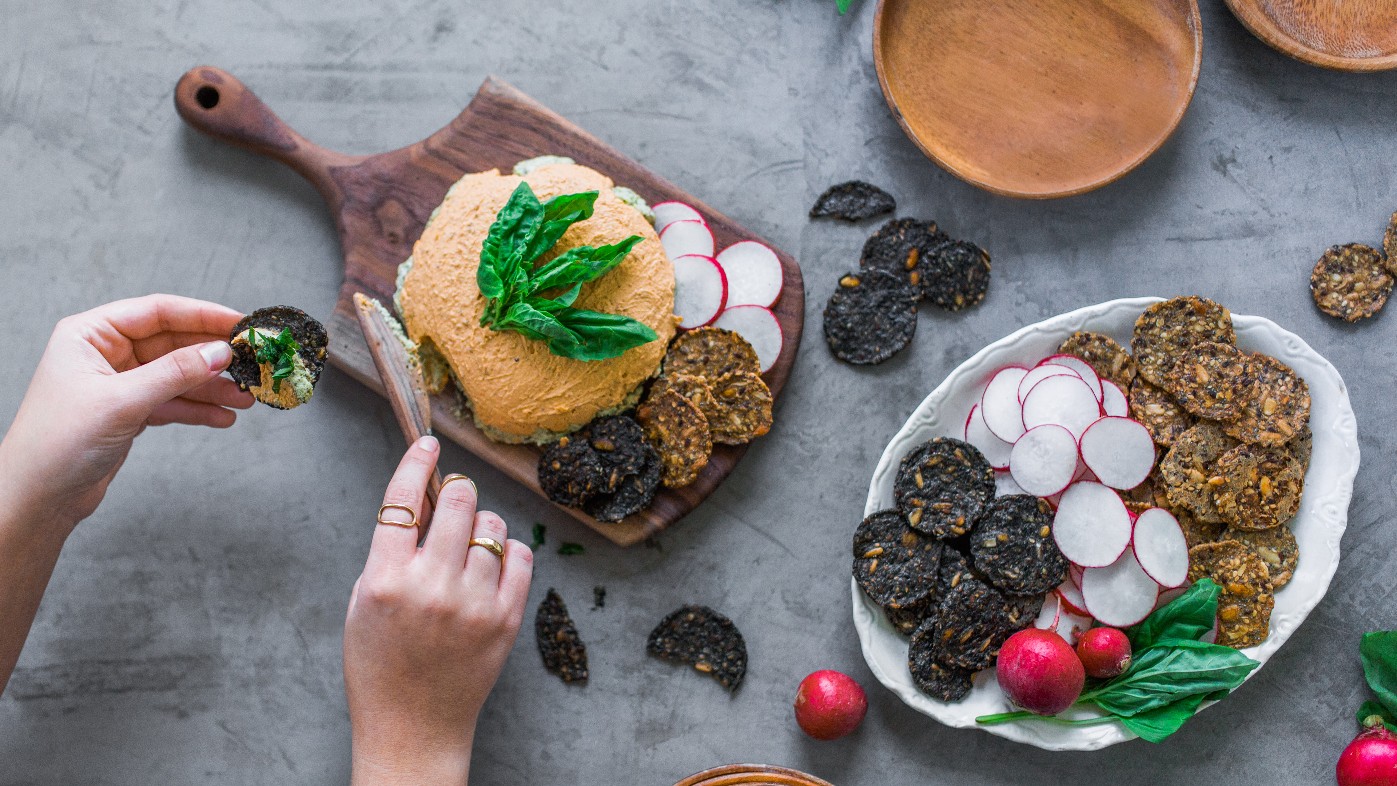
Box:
1079, 417, 1156, 490
1035, 593, 1094, 646
982, 367, 1030, 443
1068, 563, 1085, 589
1132, 508, 1190, 588
671, 254, 728, 329
711, 305, 782, 373
1021, 375, 1104, 438
716, 241, 783, 309
1081, 548, 1161, 627
653, 201, 706, 234
1154, 585, 1187, 611
1017, 364, 1079, 403
1101, 380, 1129, 417
1055, 581, 1090, 617
964, 405, 1013, 470
660, 219, 715, 259
1041, 354, 1105, 401
1008, 424, 1079, 497
1052, 482, 1132, 568
995, 471, 1027, 497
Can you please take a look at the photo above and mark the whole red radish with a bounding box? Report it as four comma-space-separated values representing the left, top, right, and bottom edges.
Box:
1076, 627, 1133, 679
794, 670, 868, 741
996, 628, 1085, 715
1337, 721, 1397, 786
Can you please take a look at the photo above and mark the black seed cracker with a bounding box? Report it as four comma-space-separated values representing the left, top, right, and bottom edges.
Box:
584, 415, 651, 489
859, 218, 949, 291
852, 509, 943, 611
893, 437, 996, 539
1310, 243, 1393, 322
228, 305, 329, 409
908, 621, 975, 702
583, 442, 661, 523
646, 605, 747, 692
538, 436, 609, 507
968, 495, 1067, 596
809, 180, 896, 222
823, 269, 919, 365
885, 602, 933, 637
926, 573, 1014, 672
535, 589, 588, 683
923, 240, 991, 311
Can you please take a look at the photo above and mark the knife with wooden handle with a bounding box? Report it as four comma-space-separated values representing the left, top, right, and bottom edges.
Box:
353, 292, 442, 514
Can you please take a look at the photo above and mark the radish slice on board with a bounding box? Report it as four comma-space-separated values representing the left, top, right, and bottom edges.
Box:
964, 405, 1013, 470
1081, 548, 1160, 627
1055, 580, 1091, 617
1041, 355, 1105, 401
1052, 482, 1132, 567
653, 201, 706, 234
1009, 424, 1079, 497
1021, 375, 1104, 438
1079, 417, 1156, 490
982, 367, 1030, 442
716, 241, 783, 308
711, 306, 782, 373
671, 255, 728, 329
1132, 508, 1190, 587
1101, 380, 1129, 417
995, 471, 1027, 497
1017, 364, 1079, 403
660, 219, 715, 259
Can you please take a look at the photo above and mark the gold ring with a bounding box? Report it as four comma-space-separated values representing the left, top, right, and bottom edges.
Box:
469, 537, 505, 557
441, 473, 475, 493
377, 503, 419, 528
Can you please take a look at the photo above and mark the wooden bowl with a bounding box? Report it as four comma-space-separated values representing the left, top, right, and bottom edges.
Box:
872, 0, 1203, 199
1225, 0, 1397, 71
674, 764, 833, 786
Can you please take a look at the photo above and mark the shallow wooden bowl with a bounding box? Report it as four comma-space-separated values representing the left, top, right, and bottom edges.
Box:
1225, 0, 1397, 71
873, 0, 1203, 199
674, 764, 833, 786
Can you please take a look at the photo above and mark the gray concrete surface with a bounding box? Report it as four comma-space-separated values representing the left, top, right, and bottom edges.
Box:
2, 0, 1396, 783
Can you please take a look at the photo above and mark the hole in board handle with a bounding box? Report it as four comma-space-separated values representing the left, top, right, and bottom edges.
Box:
195, 86, 220, 110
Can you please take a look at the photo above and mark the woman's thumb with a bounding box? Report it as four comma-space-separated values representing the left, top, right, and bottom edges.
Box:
119, 342, 232, 411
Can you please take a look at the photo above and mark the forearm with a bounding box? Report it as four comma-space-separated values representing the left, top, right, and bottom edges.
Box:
0, 458, 73, 694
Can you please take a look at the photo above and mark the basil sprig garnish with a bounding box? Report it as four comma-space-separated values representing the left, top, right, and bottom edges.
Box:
1355, 631, 1397, 733
975, 579, 1260, 743
247, 327, 300, 393
477, 182, 656, 361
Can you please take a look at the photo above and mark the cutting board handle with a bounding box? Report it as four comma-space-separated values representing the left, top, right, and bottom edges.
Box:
174, 66, 356, 204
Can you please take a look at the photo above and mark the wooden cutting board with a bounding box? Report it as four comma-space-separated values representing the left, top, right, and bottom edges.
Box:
173, 66, 804, 547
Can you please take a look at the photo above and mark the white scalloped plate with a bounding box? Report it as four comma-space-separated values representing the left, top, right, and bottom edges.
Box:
853, 297, 1359, 751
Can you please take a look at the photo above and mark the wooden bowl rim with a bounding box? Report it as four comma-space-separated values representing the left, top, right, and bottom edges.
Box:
871, 0, 1204, 200
673, 764, 834, 786
1223, 0, 1397, 72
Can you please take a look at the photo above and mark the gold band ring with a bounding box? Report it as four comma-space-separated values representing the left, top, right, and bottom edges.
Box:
468, 537, 505, 558
377, 503, 419, 529
441, 473, 475, 493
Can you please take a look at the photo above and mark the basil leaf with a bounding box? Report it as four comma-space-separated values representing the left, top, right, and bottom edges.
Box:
479, 182, 544, 314
836, 0, 852, 12
527, 191, 598, 260
1361, 631, 1397, 719
529, 235, 643, 294
1089, 638, 1258, 717
498, 300, 580, 352
551, 307, 658, 361
1117, 693, 1208, 743
1128, 579, 1220, 651
1358, 700, 1397, 734
554, 283, 583, 308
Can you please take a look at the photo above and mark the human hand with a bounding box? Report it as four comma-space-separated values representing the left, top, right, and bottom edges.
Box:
0, 294, 251, 531
344, 436, 533, 786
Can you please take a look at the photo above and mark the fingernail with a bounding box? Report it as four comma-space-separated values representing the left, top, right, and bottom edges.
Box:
200, 341, 232, 371
417, 435, 439, 452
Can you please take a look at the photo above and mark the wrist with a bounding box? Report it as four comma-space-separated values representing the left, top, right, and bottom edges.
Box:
350, 733, 473, 786
0, 443, 79, 547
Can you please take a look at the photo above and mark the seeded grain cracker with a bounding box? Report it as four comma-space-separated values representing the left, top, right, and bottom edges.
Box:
1187, 541, 1275, 649
1058, 331, 1137, 387
1210, 444, 1305, 530
1164, 341, 1260, 421
1129, 378, 1196, 447
637, 389, 712, 488
1222, 353, 1311, 447
1310, 243, 1393, 322
1131, 296, 1236, 387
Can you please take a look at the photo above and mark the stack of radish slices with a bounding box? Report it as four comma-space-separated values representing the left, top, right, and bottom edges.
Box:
964, 354, 1191, 636
656, 201, 783, 373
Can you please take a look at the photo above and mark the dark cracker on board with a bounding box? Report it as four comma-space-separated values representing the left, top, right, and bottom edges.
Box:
1129, 378, 1196, 447
1310, 243, 1393, 322
664, 327, 762, 382
968, 495, 1068, 596
1164, 340, 1260, 421
923, 240, 991, 312
1187, 541, 1275, 649
583, 443, 661, 523
1211, 444, 1304, 531
809, 180, 896, 222
707, 371, 774, 445
859, 217, 949, 292
637, 389, 712, 488
823, 269, 919, 365
852, 510, 943, 612
586, 415, 652, 488
1223, 353, 1311, 448
894, 438, 996, 539
646, 605, 747, 692
1058, 331, 1137, 387
1160, 423, 1239, 524
229, 305, 329, 407
538, 436, 610, 507
1222, 524, 1299, 588
535, 589, 588, 683
1131, 296, 1236, 387
908, 622, 975, 702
